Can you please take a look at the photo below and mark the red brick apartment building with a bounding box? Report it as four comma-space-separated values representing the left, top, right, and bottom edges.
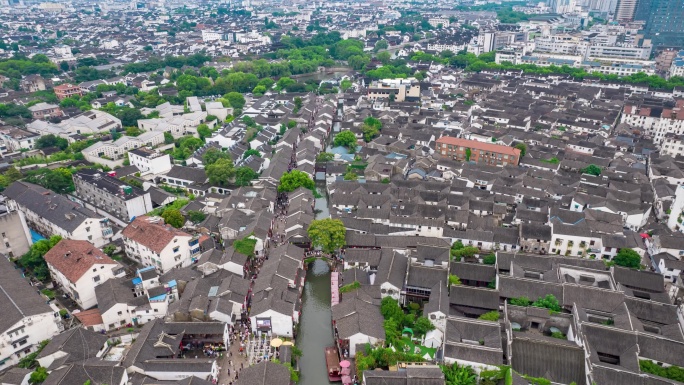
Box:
435, 136, 521, 166
54, 83, 84, 100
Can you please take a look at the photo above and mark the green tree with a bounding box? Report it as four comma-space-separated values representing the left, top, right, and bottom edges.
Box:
35, 134, 68, 150
206, 158, 235, 186
224, 92, 246, 109
164, 132, 174, 144
278, 170, 314, 192
187, 210, 206, 223
449, 274, 462, 286
509, 296, 531, 307
362, 116, 382, 142
514, 142, 527, 157
197, 123, 212, 140
531, 294, 562, 312
29, 367, 48, 384
613, 248, 642, 269
161, 209, 185, 228
243, 149, 261, 159
374, 40, 389, 52
252, 85, 267, 96
24, 168, 74, 194
413, 316, 435, 336
18, 236, 62, 281
202, 147, 230, 165
478, 311, 500, 321
340, 79, 352, 91
116, 107, 143, 126
103, 245, 116, 256
465, 148, 471, 161
294, 96, 303, 112
483, 254, 496, 265
125, 126, 143, 137
441, 363, 477, 385
333, 130, 357, 149
317, 152, 335, 162
344, 171, 358, 181
235, 166, 258, 186
276, 77, 296, 91
307, 218, 346, 254
380, 297, 404, 321
377, 51, 392, 65
581, 164, 602, 176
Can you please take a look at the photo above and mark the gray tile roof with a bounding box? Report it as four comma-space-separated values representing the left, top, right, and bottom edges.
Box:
3, 181, 103, 232
0, 255, 55, 333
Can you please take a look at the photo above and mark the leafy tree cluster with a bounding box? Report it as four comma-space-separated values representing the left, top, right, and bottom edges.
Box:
0, 166, 23, 191
18, 235, 62, 281
450, 240, 479, 261
0, 103, 32, 119
612, 248, 642, 269
640, 359, 684, 382
0, 55, 59, 87
355, 344, 425, 379
307, 218, 346, 254
509, 294, 562, 312
23, 168, 74, 194
171, 136, 204, 160
441, 363, 477, 385
362, 116, 382, 142
333, 130, 357, 150
278, 170, 315, 192
207, 158, 235, 186
72, 66, 117, 83
161, 209, 185, 228
581, 164, 602, 176
380, 297, 434, 351
122, 53, 211, 74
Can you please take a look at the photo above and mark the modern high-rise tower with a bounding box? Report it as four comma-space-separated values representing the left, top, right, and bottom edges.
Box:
615, 0, 638, 21
635, 0, 684, 48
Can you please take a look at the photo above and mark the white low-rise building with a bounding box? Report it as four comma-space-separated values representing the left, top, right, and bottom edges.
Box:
128, 148, 173, 175
3, 181, 114, 248
0, 256, 61, 369
44, 239, 126, 309
122, 216, 200, 274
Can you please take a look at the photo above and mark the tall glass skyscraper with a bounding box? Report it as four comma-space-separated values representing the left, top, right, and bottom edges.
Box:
635, 0, 684, 48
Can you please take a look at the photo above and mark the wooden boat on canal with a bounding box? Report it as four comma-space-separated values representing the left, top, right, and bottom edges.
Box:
325, 346, 342, 382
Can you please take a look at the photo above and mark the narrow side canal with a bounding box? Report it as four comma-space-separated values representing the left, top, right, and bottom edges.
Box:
296, 192, 333, 385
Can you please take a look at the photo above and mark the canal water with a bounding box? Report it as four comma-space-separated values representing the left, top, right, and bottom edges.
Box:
296, 193, 334, 385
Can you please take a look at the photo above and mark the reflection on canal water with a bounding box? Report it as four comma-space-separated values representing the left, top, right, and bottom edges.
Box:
296, 259, 333, 385
297, 193, 333, 385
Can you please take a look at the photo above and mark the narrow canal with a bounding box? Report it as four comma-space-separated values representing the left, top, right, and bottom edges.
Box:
297, 192, 334, 385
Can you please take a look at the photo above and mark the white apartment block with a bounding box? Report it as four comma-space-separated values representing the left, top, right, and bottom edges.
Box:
621, 99, 684, 143
586, 45, 651, 60
128, 148, 173, 175
670, 50, 684, 79
3, 181, 114, 248
44, 239, 125, 309
662, 134, 684, 158
137, 111, 215, 138
427, 42, 465, 53
0, 257, 61, 369
122, 216, 200, 274
428, 18, 450, 28
81, 132, 165, 168
202, 30, 223, 42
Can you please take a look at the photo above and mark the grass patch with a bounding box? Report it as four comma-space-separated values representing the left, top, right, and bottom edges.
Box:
234, 237, 257, 257
41, 289, 55, 300
400, 336, 436, 358
340, 281, 360, 293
